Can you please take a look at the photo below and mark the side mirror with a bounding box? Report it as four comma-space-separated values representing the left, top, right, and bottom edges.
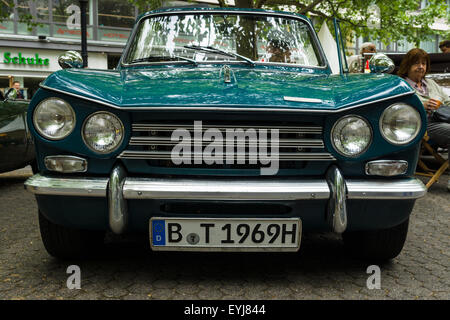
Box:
369, 53, 395, 74
58, 51, 83, 69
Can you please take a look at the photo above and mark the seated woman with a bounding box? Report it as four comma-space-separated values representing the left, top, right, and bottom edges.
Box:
397, 48, 450, 190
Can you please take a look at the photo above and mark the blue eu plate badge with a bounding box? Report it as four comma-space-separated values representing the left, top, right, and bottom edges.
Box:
152, 220, 166, 246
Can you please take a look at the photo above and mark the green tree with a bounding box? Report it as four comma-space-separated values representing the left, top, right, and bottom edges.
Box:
128, 0, 449, 48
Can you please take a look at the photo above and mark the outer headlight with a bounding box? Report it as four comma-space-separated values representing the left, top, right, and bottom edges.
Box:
82, 112, 124, 153
33, 98, 76, 140
331, 115, 372, 157
380, 103, 421, 145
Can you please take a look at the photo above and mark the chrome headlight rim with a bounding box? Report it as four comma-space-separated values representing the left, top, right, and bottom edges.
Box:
331, 114, 373, 158
33, 97, 76, 141
81, 111, 124, 154
379, 103, 422, 146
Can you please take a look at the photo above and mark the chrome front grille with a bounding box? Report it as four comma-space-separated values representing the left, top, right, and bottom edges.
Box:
119, 122, 336, 163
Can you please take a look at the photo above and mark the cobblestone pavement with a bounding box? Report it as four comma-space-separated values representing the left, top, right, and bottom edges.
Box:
0, 166, 448, 300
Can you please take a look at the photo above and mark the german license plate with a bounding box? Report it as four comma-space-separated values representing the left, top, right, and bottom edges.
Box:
150, 218, 301, 252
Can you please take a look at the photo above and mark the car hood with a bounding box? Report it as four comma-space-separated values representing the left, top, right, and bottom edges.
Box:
41, 66, 414, 111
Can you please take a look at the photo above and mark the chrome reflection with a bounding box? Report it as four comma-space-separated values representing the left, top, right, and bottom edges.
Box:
58, 51, 83, 69
326, 165, 347, 234
109, 164, 128, 234
369, 53, 395, 74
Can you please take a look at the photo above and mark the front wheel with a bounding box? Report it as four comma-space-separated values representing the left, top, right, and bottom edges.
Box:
38, 210, 105, 259
342, 218, 410, 262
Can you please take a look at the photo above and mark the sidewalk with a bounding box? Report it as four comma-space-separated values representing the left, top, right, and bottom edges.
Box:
0, 166, 33, 179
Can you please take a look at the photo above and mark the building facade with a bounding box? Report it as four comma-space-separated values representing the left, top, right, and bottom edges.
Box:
0, 0, 138, 98
0, 0, 448, 98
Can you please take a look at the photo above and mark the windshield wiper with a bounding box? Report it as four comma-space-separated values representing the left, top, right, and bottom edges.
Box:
183, 45, 255, 67
128, 55, 198, 66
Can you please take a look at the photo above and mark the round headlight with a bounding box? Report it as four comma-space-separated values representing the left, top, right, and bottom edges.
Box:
331, 115, 372, 157
82, 112, 124, 153
33, 98, 76, 140
380, 103, 421, 145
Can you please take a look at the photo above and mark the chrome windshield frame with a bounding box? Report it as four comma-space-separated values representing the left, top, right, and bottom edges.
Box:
119, 9, 330, 71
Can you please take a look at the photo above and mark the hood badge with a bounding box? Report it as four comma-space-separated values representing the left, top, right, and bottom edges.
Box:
284, 96, 323, 103
220, 65, 233, 84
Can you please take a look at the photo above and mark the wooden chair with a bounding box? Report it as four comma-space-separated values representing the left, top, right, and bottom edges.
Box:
415, 132, 449, 188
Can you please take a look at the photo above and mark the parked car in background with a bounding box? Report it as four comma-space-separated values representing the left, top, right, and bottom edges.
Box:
25, 7, 428, 261
428, 73, 450, 96
0, 89, 35, 173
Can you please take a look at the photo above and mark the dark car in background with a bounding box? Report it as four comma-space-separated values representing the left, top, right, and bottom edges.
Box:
0, 89, 35, 173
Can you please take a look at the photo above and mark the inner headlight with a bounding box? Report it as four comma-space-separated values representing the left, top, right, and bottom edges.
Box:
380, 103, 421, 145
33, 98, 76, 140
331, 115, 372, 157
82, 112, 124, 153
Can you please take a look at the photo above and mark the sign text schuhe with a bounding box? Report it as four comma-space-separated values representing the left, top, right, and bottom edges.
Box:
3, 52, 50, 66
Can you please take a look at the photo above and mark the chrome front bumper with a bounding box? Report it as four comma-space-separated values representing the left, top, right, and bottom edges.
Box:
25, 166, 427, 234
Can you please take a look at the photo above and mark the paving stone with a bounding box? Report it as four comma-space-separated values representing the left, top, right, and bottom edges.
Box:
0, 170, 448, 300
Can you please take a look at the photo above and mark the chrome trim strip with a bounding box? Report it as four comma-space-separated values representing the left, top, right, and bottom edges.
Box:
118, 150, 336, 161
24, 174, 427, 201
108, 165, 128, 234
40, 84, 119, 109
24, 174, 108, 197
346, 178, 426, 199
123, 178, 330, 200
132, 123, 323, 133
39, 84, 415, 114
129, 137, 324, 148
284, 97, 323, 103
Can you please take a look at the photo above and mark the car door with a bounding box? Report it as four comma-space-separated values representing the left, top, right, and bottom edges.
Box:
0, 90, 32, 173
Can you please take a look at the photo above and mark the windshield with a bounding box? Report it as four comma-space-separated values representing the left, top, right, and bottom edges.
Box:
123, 13, 324, 67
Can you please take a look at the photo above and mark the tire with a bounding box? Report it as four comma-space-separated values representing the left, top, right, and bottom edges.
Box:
342, 218, 409, 262
30, 160, 38, 174
38, 210, 105, 259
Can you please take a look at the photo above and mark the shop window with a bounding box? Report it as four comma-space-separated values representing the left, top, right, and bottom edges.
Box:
16, 0, 34, 35
98, 28, 131, 42
52, 0, 90, 24
0, 77, 11, 97
420, 38, 437, 53
52, 0, 92, 39
0, 1, 14, 34
24, 77, 46, 100
98, 0, 135, 28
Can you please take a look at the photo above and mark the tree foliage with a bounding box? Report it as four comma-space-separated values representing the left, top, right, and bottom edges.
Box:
1, 0, 447, 46
128, 0, 449, 47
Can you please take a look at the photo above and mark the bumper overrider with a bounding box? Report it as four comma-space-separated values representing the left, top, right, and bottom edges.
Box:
24, 165, 426, 234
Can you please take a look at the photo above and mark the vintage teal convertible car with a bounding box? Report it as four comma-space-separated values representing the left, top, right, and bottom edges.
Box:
0, 89, 35, 173
25, 7, 428, 260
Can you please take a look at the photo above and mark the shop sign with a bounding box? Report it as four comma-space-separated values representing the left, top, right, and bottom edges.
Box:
3, 52, 50, 66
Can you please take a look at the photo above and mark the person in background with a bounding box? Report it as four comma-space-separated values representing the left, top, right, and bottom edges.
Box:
10, 81, 25, 99
266, 38, 293, 63
397, 48, 450, 191
439, 40, 450, 53
348, 42, 377, 73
